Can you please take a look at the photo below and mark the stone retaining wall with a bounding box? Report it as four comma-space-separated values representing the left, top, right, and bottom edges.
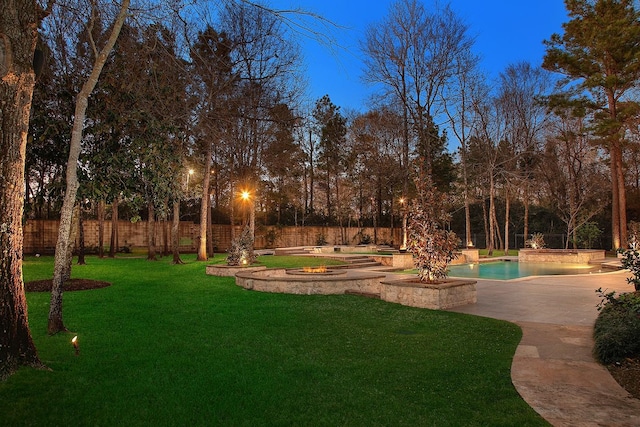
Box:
518, 249, 605, 264
380, 279, 477, 309
230, 267, 477, 310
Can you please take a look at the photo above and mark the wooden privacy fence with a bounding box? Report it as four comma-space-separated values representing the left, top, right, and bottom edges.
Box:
23, 219, 403, 254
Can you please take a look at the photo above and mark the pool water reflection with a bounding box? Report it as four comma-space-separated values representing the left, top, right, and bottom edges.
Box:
447, 261, 602, 280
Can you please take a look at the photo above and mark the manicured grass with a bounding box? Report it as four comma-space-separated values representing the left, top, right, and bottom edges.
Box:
1, 254, 548, 426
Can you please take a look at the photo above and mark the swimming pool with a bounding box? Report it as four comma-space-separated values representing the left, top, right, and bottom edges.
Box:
447, 261, 603, 280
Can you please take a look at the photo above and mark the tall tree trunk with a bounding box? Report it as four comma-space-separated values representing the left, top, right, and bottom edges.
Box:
147, 202, 157, 261
493, 206, 504, 250
229, 181, 235, 241
97, 198, 105, 258
504, 195, 510, 255
172, 199, 183, 264
63, 205, 79, 283
523, 192, 530, 250
207, 198, 214, 255
198, 142, 212, 261
611, 146, 621, 250
77, 204, 86, 265
109, 197, 119, 258
488, 178, 496, 255
615, 146, 627, 247
49, 203, 78, 334
249, 198, 255, 245
0, 0, 43, 378
161, 198, 169, 257
463, 186, 471, 248
49, 0, 130, 334
308, 129, 314, 213
482, 198, 490, 250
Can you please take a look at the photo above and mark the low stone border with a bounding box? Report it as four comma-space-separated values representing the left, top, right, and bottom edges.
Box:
235, 268, 384, 295
206, 264, 267, 277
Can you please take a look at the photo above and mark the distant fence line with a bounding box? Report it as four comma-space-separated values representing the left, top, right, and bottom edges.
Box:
26, 220, 606, 254
23, 219, 403, 254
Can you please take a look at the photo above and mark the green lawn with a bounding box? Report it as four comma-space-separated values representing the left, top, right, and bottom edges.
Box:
0, 254, 548, 426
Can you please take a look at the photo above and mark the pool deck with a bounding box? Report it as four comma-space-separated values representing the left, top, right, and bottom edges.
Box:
444, 270, 640, 426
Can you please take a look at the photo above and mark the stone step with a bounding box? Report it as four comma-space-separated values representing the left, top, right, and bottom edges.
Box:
344, 256, 372, 263
274, 247, 314, 256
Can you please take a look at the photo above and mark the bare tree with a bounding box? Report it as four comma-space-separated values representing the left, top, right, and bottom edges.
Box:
495, 62, 551, 252
468, 79, 508, 255
442, 49, 480, 248
48, 0, 129, 334
219, 1, 303, 242
541, 111, 608, 248
362, 0, 473, 182
349, 106, 405, 243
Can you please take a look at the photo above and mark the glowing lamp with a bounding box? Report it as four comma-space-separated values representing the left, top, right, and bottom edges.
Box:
71, 335, 79, 356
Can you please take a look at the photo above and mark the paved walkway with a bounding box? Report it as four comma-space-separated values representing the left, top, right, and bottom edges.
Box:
448, 271, 640, 427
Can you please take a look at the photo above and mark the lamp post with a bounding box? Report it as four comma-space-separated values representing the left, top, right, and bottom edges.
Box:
399, 197, 408, 251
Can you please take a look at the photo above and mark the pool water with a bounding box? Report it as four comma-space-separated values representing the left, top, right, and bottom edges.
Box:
447, 261, 602, 280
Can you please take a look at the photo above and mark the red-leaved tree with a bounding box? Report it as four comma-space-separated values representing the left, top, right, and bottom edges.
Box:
407, 175, 459, 283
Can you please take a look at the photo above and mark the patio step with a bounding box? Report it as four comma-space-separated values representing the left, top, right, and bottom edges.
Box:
274, 247, 314, 256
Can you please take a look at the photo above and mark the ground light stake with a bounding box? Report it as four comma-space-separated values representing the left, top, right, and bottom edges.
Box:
72, 335, 79, 356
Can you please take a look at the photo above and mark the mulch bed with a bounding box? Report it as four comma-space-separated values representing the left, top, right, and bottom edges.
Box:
25, 278, 111, 292
608, 357, 640, 400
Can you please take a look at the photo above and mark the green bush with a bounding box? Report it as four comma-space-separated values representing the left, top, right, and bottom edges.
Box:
593, 290, 640, 363
619, 248, 640, 291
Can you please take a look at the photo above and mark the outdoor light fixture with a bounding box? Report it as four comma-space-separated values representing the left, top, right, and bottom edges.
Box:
72, 335, 79, 356
186, 169, 194, 192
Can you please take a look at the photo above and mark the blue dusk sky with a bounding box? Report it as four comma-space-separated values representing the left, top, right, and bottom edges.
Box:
269, 0, 569, 112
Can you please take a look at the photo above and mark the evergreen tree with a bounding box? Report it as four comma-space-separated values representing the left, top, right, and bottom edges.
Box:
543, 0, 640, 249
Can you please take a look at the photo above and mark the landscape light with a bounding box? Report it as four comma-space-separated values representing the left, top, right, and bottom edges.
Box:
72, 335, 79, 356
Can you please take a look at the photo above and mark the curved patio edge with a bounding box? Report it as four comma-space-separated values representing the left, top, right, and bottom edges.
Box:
511, 321, 640, 426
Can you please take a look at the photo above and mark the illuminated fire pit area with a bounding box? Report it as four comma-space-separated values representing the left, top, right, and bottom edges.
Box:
235, 268, 383, 296
285, 266, 347, 276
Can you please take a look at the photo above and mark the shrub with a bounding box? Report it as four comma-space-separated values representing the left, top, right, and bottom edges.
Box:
525, 233, 545, 249
619, 249, 640, 291
315, 233, 327, 246
576, 222, 602, 249
593, 289, 640, 364
226, 226, 256, 266
353, 230, 372, 245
